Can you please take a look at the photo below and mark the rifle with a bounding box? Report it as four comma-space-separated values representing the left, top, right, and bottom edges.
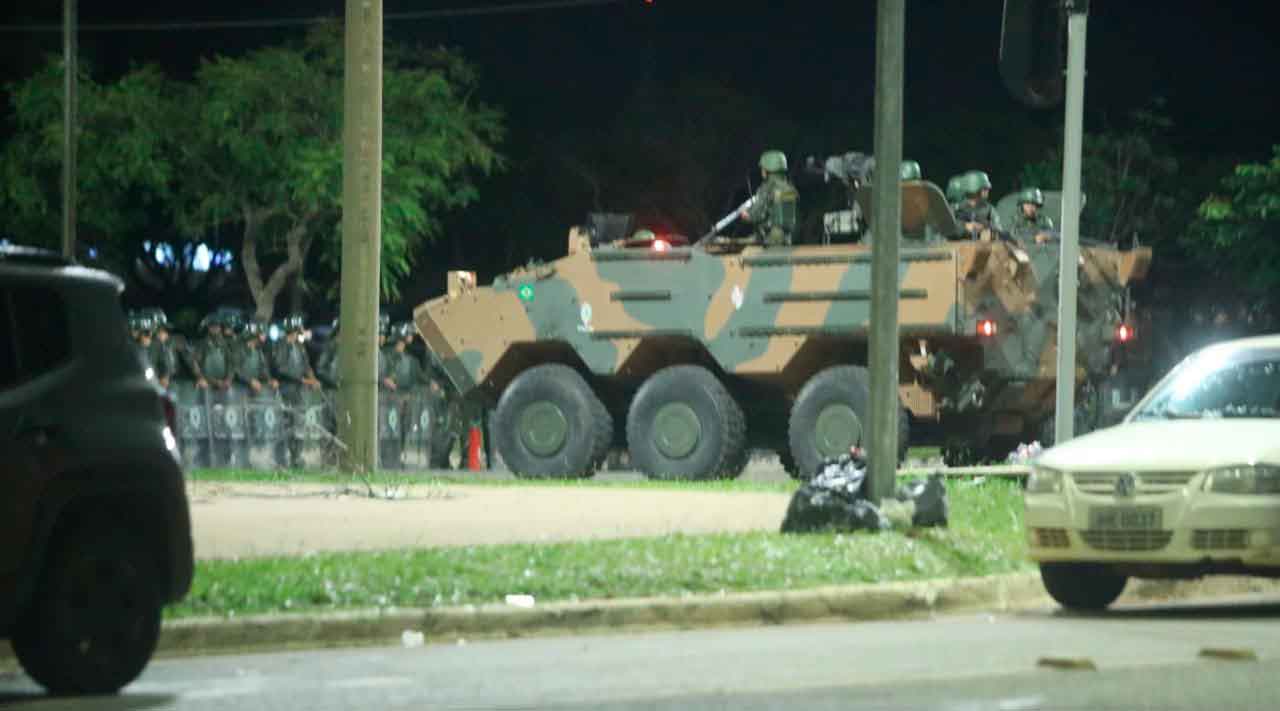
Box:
694, 194, 758, 247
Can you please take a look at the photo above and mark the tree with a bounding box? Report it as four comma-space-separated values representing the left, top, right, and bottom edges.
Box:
1019, 102, 1183, 244
1190, 145, 1280, 292
174, 24, 505, 320
0, 25, 505, 322
0, 60, 177, 253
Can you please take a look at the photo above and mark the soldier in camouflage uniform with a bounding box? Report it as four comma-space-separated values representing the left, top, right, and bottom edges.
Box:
190, 313, 234, 390
271, 315, 321, 467
952, 170, 1004, 239
235, 321, 279, 394
144, 309, 181, 390
739, 150, 799, 247
1010, 187, 1055, 245
316, 319, 342, 388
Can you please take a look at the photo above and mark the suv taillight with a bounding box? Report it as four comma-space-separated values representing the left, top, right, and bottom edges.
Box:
161, 393, 177, 432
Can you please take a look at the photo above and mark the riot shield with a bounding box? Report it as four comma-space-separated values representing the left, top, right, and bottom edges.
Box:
378, 391, 406, 470
401, 388, 445, 472
211, 385, 249, 469
289, 385, 331, 470
245, 386, 286, 470
173, 380, 210, 470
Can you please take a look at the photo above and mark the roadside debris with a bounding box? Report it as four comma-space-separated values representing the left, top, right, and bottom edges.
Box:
504, 594, 536, 608
400, 629, 425, 648
781, 449, 949, 534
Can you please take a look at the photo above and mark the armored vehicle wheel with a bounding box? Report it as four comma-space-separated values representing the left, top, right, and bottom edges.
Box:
493, 364, 610, 478
1039, 563, 1127, 611
626, 365, 746, 480
788, 365, 872, 478
779, 448, 803, 480
12, 523, 163, 695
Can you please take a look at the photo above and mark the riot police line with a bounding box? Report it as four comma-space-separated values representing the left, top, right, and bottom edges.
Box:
168, 379, 454, 472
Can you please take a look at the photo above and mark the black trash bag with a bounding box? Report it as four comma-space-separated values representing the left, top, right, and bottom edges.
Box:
780, 450, 890, 534
894, 472, 949, 528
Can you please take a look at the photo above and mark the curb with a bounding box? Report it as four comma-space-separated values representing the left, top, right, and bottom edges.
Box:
6, 574, 1280, 664
150, 572, 1280, 657
149, 572, 1048, 658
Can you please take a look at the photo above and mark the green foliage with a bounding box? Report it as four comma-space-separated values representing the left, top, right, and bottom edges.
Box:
0, 59, 178, 249
0, 24, 504, 316
1018, 101, 1183, 244
1189, 146, 1280, 289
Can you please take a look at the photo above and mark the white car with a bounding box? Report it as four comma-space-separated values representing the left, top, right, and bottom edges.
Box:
1024, 334, 1280, 610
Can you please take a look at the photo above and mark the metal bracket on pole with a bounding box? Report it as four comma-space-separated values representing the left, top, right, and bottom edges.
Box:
1053, 5, 1087, 444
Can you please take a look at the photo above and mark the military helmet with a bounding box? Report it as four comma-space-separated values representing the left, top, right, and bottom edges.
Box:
945, 175, 965, 203
963, 170, 992, 195
145, 307, 169, 329
283, 314, 306, 333
899, 160, 922, 181
241, 320, 266, 340
198, 313, 221, 331
1017, 187, 1045, 206
135, 314, 155, 335
392, 321, 415, 341
378, 312, 391, 335
632, 228, 656, 242
759, 150, 788, 174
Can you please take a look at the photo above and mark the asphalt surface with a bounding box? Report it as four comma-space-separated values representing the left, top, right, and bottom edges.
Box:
4, 594, 1279, 710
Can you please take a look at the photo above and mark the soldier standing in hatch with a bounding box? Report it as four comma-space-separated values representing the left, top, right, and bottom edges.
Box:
272, 315, 322, 467
952, 170, 1004, 239
739, 149, 799, 247
1010, 187, 1055, 245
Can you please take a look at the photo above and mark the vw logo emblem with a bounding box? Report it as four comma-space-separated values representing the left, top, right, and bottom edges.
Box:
1115, 472, 1138, 497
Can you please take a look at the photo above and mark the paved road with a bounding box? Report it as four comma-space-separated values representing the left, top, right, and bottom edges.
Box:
4, 595, 1279, 709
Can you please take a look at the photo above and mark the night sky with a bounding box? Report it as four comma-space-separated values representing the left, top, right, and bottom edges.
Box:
2, 1, 1277, 309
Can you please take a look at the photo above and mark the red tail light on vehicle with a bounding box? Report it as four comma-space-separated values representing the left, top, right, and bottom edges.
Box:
161, 393, 177, 433
978, 319, 998, 337
652, 238, 670, 252
1115, 323, 1135, 342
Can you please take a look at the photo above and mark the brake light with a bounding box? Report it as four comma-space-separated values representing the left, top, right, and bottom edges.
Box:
161, 393, 177, 432
1116, 323, 1135, 342
652, 239, 670, 252
978, 319, 998, 337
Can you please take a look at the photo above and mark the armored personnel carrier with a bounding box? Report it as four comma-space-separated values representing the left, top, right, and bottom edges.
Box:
414, 171, 1151, 479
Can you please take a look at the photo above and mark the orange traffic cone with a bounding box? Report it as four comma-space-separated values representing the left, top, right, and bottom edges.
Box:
467, 426, 483, 471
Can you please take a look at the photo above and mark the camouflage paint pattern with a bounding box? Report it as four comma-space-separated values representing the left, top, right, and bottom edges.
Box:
413, 182, 1151, 448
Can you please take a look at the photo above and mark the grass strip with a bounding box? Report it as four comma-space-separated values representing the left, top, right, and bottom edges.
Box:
170, 478, 1029, 620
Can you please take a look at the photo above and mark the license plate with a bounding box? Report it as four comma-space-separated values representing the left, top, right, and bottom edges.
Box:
1089, 507, 1161, 530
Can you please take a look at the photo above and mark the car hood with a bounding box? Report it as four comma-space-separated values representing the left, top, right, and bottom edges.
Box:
1037, 419, 1280, 472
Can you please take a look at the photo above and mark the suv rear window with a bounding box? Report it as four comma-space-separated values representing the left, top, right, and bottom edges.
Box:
0, 287, 72, 387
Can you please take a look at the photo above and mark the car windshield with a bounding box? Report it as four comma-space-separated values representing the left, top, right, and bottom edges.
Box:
1131, 350, 1280, 420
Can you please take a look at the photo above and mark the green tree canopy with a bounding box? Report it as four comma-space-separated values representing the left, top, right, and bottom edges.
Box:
1018, 102, 1183, 245
1190, 145, 1280, 290
0, 23, 505, 322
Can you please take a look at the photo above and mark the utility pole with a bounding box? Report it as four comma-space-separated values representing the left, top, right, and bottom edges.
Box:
62, 0, 77, 259
1054, 1, 1087, 444
867, 0, 904, 502
337, 0, 383, 475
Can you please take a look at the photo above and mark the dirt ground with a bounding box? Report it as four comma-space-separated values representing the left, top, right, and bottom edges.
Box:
186, 477, 793, 560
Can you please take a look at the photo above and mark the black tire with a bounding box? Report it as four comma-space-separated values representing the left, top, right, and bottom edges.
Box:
788, 365, 871, 479
779, 448, 803, 481
493, 364, 610, 478
588, 393, 614, 471
626, 365, 746, 480
1039, 563, 1128, 611
12, 524, 163, 695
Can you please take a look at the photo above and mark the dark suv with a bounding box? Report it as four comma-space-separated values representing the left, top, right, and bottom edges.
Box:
0, 245, 194, 694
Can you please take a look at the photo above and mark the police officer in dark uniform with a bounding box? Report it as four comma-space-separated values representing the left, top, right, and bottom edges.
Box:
146, 308, 181, 390
191, 313, 234, 391
235, 320, 279, 395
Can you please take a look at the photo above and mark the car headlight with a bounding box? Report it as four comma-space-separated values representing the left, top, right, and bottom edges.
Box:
1027, 466, 1063, 494
1203, 465, 1280, 494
